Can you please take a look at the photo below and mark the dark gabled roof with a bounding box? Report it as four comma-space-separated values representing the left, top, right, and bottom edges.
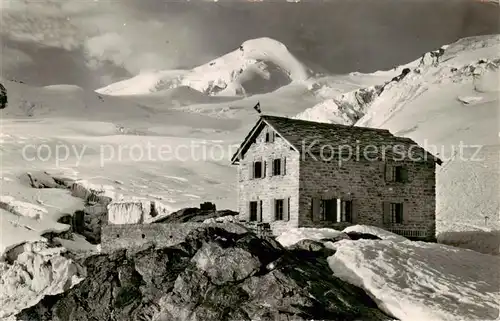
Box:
231, 115, 442, 165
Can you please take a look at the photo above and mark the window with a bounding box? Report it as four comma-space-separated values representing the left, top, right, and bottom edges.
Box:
340, 200, 353, 223
249, 201, 258, 221
265, 130, 275, 143
253, 161, 263, 179
391, 203, 403, 224
320, 199, 337, 221
273, 159, 281, 175
387, 165, 408, 182
393, 166, 408, 182
275, 199, 284, 220
320, 199, 353, 222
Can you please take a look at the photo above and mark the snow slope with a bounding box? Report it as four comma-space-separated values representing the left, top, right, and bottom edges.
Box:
93, 70, 187, 96
97, 37, 311, 97
277, 226, 499, 321
329, 239, 499, 321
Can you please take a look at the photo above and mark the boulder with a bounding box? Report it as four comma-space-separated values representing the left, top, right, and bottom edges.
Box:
345, 231, 382, 241
17, 227, 392, 321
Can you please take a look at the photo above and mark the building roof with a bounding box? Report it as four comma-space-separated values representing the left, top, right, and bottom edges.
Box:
231, 115, 442, 165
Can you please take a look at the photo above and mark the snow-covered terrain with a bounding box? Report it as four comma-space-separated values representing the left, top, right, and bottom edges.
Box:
0, 35, 499, 318
277, 226, 500, 321
329, 239, 499, 321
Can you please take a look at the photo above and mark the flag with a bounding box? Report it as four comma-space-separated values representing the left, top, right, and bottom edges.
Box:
253, 102, 261, 114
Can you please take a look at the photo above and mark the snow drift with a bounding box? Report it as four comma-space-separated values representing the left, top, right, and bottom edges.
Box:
329, 239, 499, 321
277, 226, 499, 321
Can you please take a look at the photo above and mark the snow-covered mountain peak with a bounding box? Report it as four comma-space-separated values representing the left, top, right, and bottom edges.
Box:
96, 37, 311, 97
297, 34, 500, 126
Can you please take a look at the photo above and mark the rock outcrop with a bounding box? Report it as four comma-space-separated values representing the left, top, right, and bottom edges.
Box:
0, 82, 7, 109
153, 207, 238, 223
17, 226, 391, 321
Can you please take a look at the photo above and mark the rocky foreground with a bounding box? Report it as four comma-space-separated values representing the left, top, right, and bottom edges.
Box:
17, 226, 391, 321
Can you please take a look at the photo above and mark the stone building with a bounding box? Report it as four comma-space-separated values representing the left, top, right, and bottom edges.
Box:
231, 115, 442, 240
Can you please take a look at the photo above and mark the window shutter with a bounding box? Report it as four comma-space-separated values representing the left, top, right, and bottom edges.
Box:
271, 199, 276, 221
333, 199, 338, 222
257, 200, 263, 222
382, 202, 391, 225
312, 198, 320, 222
250, 163, 255, 180
351, 199, 358, 224
270, 131, 275, 143
384, 163, 392, 182
283, 197, 290, 221
281, 158, 286, 176
402, 202, 409, 223
262, 161, 267, 178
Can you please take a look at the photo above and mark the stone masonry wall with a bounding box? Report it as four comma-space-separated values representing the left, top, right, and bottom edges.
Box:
238, 124, 300, 236
101, 222, 248, 252
299, 156, 436, 238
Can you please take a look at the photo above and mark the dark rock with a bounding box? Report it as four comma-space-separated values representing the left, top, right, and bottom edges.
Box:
73, 210, 85, 234
289, 239, 328, 252
391, 67, 411, 82
346, 231, 382, 240
0, 82, 7, 109
17, 227, 392, 321
200, 201, 216, 211
287, 239, 337, 259
319, 232, 351, 243
153, 207, 238, 223
24, 172, 66, 189
55, 206, 106, 245
41, 230, 73, 244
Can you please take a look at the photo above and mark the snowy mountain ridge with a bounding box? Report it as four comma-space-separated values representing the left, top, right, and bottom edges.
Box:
297, 35, 500, 125
96, 37, 311, 97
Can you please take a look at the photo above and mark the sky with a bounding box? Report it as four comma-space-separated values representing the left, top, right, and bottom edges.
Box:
0, 0, 498, 89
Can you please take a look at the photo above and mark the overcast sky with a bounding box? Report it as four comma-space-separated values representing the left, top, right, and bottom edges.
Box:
1, 0, 498, 89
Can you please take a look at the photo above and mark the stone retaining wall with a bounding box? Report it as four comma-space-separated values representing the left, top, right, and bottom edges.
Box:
101, 222, 249, 252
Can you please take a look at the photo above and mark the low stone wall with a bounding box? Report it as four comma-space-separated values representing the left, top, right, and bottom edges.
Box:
101, 222, 249, 252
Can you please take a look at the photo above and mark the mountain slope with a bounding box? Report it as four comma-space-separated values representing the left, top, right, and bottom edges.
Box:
297, 35, 500, 126
96, 37, 311, 97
